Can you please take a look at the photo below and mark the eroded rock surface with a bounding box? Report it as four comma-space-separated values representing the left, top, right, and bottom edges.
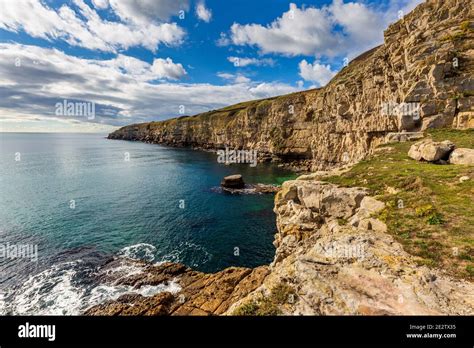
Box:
85, 260, 269, 316
226, 180, 474, 315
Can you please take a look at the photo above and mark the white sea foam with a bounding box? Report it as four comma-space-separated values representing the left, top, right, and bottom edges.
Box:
117, 243, 157, 262
0, 290, 6, 313
5, 261, 86, 315
1, 244, 182, 315
159, 241, 211, 268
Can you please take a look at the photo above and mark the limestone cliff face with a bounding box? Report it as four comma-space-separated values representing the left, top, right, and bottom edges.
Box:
225, 178, 474, 315
109, 0, 473, 170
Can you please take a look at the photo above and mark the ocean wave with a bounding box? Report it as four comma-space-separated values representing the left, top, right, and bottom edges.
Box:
159, 241, 212, 268
1, 244, 181, 315
116, 243, 157, 262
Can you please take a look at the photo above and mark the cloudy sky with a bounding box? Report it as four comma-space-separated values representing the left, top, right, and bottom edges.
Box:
0, 0, 422, 132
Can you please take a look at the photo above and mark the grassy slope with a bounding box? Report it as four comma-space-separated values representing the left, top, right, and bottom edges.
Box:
325, 129, 474, 280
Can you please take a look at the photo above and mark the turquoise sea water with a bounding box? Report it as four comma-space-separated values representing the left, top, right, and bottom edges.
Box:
0, 133, 294, 314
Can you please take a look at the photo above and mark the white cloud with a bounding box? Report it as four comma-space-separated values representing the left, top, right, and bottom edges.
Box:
150, 58, 187, 80
97, 54, 187, 81
217, 72, 251, 84
229, 3, 341, 57
248, 82, 300, 99
216, 32, 231, 46
225, 1, 412, 59
91, 0, 109, 10
329, 0, 383, 44
107, 0, 189, 25
0, 0, 186, 53
196, 2, 212, 23
298, 60, 336, 87
0, 44, 299, 131
227, 56, 275, 67
217, 73, 234, 80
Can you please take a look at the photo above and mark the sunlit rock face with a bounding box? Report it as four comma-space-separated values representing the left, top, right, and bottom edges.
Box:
109, 0, 473, 171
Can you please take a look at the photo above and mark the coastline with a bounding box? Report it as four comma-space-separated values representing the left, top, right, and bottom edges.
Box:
86, 149, 474, 315
88, 0, 474, 315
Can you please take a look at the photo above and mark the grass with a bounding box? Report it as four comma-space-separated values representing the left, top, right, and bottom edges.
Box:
233, 283, 296, 316
325, 129, 474, 280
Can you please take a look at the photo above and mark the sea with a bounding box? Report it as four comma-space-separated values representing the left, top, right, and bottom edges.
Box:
0, 132, 295, 314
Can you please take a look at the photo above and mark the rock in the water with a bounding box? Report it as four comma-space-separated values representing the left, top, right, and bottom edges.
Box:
408, 139, 455, 162
449, 148, 474, 165
221, 174, 245, 189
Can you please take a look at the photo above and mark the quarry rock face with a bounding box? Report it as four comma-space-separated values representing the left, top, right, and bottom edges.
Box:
108, 0, 473, 171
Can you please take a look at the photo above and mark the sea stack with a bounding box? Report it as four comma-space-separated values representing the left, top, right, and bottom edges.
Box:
221, 174, 245, 189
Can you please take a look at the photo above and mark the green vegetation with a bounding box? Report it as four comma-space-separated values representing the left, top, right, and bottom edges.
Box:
337, 217, 348, 225
233, 283, 297, 316
460, 20, 471, 32
441, 31, 467, 42
325, 129, 474, 280
440, 21, 472, 42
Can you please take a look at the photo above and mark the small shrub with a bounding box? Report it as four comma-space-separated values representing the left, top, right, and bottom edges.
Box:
427, 212, 444, 225
337, 217, 348, 225
233, 301, 260, 316
460, 21, 471, 32
270, 283, 296, 304
233, 283, 296, 316
415, 204, 435, 217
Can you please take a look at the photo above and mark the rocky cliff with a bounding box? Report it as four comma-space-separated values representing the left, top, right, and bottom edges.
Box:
91, 0, 474, 316
109, 0, 473, 171
227, 178, 474, 315
86, 174, 474, 315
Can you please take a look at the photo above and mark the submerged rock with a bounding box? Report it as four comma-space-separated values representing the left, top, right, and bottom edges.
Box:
221, 174, 245, 189
217, 183, 279, 194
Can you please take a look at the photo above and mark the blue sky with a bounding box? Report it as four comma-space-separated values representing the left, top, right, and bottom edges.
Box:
0, 0, 422, 132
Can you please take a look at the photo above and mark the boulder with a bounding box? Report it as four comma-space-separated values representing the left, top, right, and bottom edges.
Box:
449, 148, 474, 165
221, 174, 245, 189
357, 196, 386, 219
294, 181, 367, 219
408, 139, 455, 162
459, 176, 470, 183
